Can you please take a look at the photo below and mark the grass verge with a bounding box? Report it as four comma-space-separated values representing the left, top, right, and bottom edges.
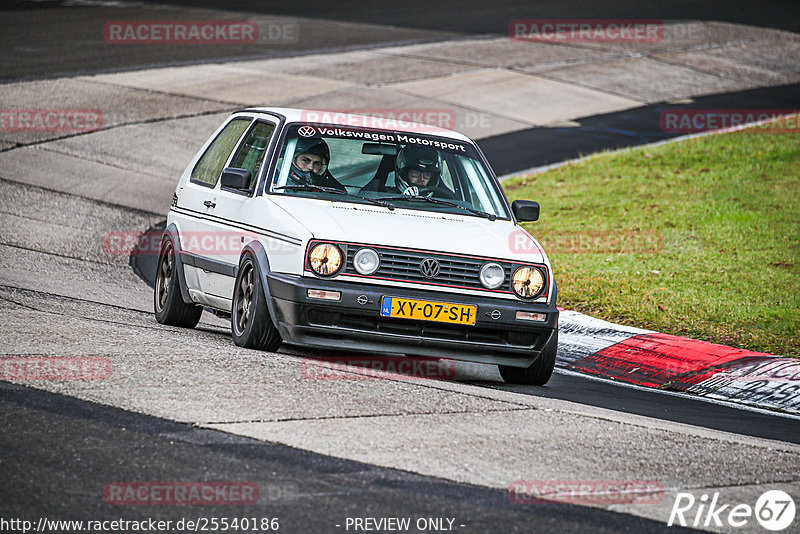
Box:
503, 122, 800, 357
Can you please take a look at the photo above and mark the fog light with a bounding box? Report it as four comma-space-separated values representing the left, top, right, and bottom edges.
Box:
307, 289, 341, 301
516, 311, 546, 322
353, 247, 380, 275
479, 262, 505, 289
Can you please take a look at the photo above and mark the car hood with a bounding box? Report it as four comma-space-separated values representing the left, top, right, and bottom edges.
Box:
267, 196, 546, 263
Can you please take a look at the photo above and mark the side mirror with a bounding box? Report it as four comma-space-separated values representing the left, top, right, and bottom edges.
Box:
512, 200, 540, 222
221, 167, 252, 190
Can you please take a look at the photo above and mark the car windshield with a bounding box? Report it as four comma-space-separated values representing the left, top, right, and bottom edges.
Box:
269, 123, 510, 219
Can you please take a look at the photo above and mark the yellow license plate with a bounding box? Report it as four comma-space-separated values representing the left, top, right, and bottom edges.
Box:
380, 296, 477, 325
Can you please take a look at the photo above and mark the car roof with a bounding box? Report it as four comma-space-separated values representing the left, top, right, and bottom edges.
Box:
238, 107, 473, 143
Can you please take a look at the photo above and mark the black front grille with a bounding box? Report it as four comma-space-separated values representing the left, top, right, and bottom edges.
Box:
345, 246, 513, 292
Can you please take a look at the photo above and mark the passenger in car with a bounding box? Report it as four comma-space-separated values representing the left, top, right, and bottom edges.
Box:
288, 137, 346, 192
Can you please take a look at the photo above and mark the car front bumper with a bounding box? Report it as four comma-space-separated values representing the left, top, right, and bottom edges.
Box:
266, 272, 558, 368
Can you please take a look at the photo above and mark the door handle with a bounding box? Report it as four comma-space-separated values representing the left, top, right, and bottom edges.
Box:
203, 200, 216, 208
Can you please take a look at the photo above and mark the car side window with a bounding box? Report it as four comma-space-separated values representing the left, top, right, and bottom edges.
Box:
190, 118, 251, 186
229, 121, 276, 189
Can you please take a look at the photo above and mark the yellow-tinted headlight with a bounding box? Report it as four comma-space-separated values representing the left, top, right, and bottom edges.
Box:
309, 243, 343, 276
511, 266, 545, 298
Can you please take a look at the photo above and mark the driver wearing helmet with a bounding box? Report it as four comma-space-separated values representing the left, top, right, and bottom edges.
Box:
390, 145, 449, 198
287, 136, 346, 192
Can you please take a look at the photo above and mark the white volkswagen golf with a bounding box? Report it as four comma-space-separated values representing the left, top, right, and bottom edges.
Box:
155, 108, 559, 385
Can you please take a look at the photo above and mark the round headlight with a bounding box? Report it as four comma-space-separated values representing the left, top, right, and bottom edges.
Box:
511, 266, 545, 299
479, 262, 505, 289
353, 248, 380, 275
308, 243, 343, 276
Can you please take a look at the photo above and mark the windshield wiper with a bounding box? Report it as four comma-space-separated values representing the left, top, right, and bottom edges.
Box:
276, 184, 346, 195
276, 185, 395, 211
376, 195, 497, 220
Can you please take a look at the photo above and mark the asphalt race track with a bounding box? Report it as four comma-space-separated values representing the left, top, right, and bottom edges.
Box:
2, 2, 800, 533
1, 381, 696, 533
3, 0, 798, 81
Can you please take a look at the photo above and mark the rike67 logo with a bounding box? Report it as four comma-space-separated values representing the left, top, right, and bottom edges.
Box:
668, 490, 795, 531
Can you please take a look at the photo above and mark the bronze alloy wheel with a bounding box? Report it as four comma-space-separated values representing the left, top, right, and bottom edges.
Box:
155, 239, 174, 313
233, 260, 255, 336
153, 236, 202, 328
231, 254, 282, 352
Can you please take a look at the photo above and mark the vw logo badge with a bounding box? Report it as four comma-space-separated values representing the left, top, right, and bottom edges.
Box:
298, 126, 316, 137
419, 258, 440, 279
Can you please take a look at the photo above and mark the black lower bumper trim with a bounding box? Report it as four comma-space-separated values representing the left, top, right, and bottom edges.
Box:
267, 272, 558, 368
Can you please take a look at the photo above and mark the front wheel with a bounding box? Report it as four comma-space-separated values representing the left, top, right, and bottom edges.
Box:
231, 254, 282, 352
499, 329, 558, 386
154, 237, 203, 328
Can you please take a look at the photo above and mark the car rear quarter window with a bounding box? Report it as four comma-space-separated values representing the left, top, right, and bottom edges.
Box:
190, 118, 251, 186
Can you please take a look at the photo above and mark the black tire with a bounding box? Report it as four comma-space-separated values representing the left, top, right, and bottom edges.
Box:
499, 329, 558, 386
231, 254, 282, 352
154, 237, 202, 328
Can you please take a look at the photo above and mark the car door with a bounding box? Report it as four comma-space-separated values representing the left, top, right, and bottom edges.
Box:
174, 116, 252, 304
198, 118, 279, 302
